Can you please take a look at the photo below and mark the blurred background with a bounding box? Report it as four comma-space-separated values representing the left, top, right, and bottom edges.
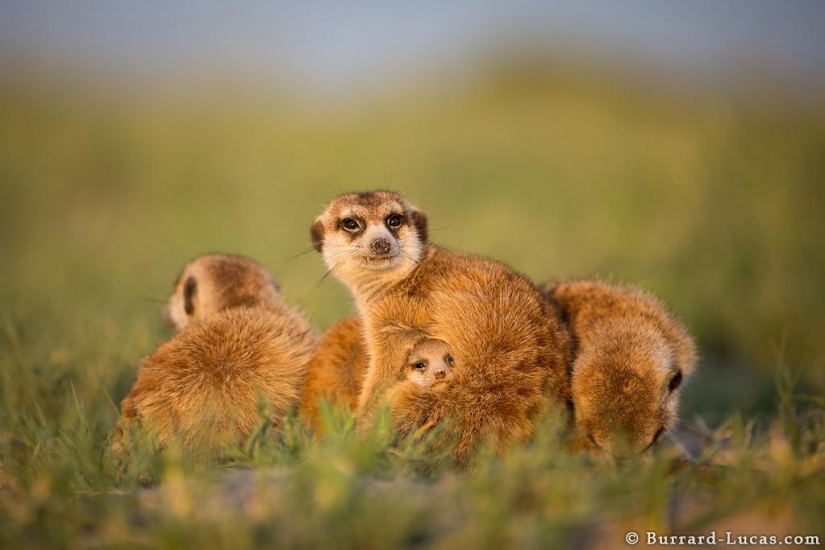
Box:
1, 1, 823, 423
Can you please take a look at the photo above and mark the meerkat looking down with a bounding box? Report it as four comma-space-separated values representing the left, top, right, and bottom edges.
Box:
311, 191, 572, 466
541, 279, 697, 458
406, 339, 455, 389
113, 254, 316, 457
164, 253, 283, 331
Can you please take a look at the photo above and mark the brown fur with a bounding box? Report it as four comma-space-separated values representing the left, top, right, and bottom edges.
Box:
164, 253, 283, 331
114, 254, 316, 457
541, 279, 697, 457
313, 191, 572, 467
115, 306, 316, 456
298, 317, 368, 431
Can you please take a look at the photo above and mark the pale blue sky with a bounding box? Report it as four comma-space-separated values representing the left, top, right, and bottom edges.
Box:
1, 1, 824, 92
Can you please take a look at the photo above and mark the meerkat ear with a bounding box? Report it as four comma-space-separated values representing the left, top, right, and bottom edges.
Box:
410, 208, 428, 243
310, 218, 325, 253
183, 276, 197, 315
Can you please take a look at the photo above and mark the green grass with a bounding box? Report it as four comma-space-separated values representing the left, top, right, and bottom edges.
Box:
1, 63, 824, 547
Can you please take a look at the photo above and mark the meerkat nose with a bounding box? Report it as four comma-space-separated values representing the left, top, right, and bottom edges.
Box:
371, 238, 392, 255
162, 307, 174, 328
434, 369, 446, 379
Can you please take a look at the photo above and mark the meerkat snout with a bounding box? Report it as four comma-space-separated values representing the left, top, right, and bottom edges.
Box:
371, 237, 392, 256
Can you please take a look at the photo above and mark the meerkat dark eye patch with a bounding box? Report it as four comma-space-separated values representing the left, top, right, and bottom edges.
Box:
385, 213, 403, 229
445, 354, 454, 365
668, 370, 683, 393
183, 276, 197, 315
341, 218, 361, 232
413, 362, 426, 370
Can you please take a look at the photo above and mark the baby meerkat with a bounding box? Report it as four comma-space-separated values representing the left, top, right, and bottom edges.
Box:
164, 253, 283, 331
541, 279, 697, 458
311, 191, 572, 466
113, 255, 317, 458
299, 330, 455, 432
406, 339, 455, 389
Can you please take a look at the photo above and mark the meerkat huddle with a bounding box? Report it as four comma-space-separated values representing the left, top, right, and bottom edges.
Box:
114, 191, 696, 467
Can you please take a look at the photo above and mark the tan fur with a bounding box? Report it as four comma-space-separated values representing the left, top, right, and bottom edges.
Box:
312, 191, 572, 467
114, 254, 316, 457
541, 279, 697, 457
115, 307, 316, 455
298, 317, 368, 431
165, 253, 283, 331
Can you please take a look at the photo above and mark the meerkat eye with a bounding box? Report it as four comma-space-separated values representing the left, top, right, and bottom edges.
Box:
413, 362, 426, 371
386, 214, 403, 229
445, 354, 454, 365
341, 218, 360, 232
668, 370, 683, 393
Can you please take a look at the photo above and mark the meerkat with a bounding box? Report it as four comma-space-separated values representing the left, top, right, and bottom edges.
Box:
405, 339, 455, 389
298, 316, 368, 431
311, 191, 572, 466
113, 255, 317, 457
298, 331, 454, 432
541, 279, 697, 458
164, 253, 283, 331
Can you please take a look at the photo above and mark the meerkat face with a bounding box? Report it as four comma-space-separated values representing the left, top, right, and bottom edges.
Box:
572, 345, 685, 458
310, 191, 429, 293
164, 254, 281, 331
406, 339, 455, 389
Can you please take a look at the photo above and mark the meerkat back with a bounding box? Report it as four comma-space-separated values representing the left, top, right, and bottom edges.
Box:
542, 279, 697, 457
118, 307, 316, 454
114, 253, 317, 457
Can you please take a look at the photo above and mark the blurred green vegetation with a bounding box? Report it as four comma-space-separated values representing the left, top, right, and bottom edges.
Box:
2, 66, 824, 376
1, 63, 824, 547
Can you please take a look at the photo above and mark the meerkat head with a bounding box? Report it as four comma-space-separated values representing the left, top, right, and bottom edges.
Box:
310, 191, 429, 294
572, 328, 695, 458
164, 254, 282, 331
406, 339, 455, 389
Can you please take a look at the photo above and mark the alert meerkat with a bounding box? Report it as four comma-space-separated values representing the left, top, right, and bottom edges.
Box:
311, 191, 572, 466
164, 253, 283, 331
405, 338, 455, 389
298, 330, 453, 432
113, 255, 317, 457
298, 316, 367, 431
541, 279, 697, 457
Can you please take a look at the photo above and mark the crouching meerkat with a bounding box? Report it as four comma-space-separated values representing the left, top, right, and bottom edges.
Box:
113, 254, 317, 457
311, 191, 572, 466
541, 279, 697, 457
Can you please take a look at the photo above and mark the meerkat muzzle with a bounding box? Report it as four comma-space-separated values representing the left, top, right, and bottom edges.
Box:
370, 238, 392, 256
